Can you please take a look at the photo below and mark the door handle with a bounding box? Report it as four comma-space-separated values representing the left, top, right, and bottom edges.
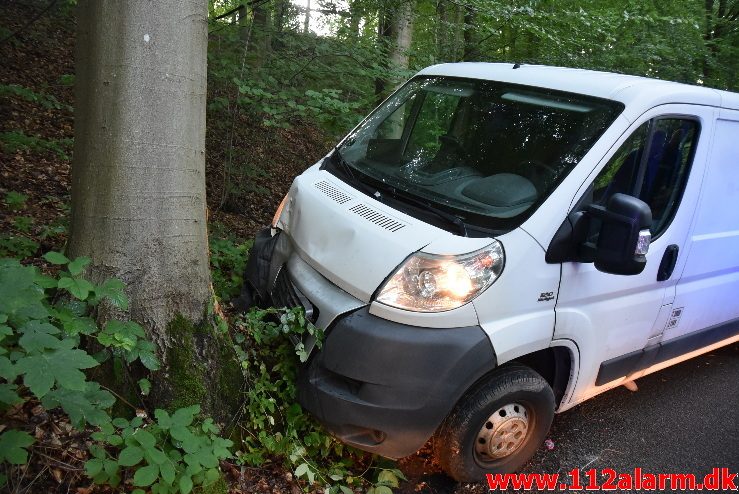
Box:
657, 244, 679, 281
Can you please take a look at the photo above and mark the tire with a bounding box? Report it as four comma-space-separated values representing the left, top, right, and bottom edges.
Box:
433, 365, 555, 483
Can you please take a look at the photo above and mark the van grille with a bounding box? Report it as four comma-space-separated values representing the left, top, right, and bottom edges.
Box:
349, 204, 406, 232
314, 180, 353, 204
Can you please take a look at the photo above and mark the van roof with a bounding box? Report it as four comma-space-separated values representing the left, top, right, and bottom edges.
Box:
418, 63, 739, 112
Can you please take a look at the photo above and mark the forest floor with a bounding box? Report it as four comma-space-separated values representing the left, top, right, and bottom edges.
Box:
2, 3, 737, 494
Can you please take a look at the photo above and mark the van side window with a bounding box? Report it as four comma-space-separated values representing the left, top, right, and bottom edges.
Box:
592, 118, 699, 237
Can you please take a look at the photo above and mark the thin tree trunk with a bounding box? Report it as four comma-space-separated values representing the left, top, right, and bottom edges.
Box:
348, 0, 362, 38
462, 5, 476, 61
436, 0, 448, 61
304, 0, 311, 33
703, 0, 715, 80
389, 0, 415, 73
374, 7, 392, 100
238, 4, 249, 42
252, 1, 272, 66
71, 0, 241, 422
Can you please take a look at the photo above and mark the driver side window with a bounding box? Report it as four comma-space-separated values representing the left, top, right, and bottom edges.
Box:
592, 118, 699, 237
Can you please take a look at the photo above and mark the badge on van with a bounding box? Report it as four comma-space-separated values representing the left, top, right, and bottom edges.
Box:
538, 291, 555, 302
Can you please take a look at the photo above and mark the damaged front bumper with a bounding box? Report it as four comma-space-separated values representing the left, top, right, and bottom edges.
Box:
238, 227, 497, 458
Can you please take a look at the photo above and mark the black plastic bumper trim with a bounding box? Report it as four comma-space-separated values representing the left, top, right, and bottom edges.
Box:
297, 307, 496, 458
595, 318, 739, 386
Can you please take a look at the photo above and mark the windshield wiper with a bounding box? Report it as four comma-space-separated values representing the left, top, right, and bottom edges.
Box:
380, 184, 469, 237
332, 149, 468, 236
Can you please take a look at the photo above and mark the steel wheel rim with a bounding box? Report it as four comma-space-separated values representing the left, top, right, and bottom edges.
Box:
474, 402, 530, 462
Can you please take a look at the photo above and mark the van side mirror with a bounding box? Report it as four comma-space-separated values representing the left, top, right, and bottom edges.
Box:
587, 193, 652, 275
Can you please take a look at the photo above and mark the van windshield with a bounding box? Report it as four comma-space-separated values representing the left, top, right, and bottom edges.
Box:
336, 76, 623, 232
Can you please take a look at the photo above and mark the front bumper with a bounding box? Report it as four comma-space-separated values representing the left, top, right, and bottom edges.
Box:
239, 227, 498, 458
298, 307, 496, 458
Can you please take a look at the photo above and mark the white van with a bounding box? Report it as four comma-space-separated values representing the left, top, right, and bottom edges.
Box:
238, 63, 739, 482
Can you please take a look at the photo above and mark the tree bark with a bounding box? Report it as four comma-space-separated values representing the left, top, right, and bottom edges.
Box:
304, 0, 311, 33
462, 5, 476, 61
251, 0, 272, 66
389, 0, 416, 72
374, 7, 393, 100
436, 0, 448, 61
71, 0, 240, 422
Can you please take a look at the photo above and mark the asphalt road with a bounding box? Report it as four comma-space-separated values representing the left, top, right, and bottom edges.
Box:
397, 342, 739, 493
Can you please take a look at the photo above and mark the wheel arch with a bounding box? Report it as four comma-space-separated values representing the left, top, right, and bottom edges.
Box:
506, 345, 574, 408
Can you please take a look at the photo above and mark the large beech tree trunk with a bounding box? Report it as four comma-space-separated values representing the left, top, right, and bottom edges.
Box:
70, 0, 240, 422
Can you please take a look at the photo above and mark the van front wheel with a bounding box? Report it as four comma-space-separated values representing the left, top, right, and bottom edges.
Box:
434, 365, 555, 483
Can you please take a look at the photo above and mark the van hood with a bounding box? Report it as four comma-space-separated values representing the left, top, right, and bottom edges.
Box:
277, 167, 446, 302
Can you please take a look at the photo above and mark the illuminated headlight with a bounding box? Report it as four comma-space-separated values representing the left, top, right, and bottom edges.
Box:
376, 242, 505, 312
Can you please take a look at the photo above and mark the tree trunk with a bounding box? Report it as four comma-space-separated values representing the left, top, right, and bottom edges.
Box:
304, 0, 311, 33
389, 0, 415, 73
436, 0, 448, 61
238, 4, 249, 43
252, 1, 272, 66
374, 7, 393, 100
71, 0, 241, 423
462, 6, 476, 61
348, 0, 362, 38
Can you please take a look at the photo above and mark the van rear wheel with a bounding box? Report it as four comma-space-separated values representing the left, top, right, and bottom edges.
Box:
433, 365, 555, 483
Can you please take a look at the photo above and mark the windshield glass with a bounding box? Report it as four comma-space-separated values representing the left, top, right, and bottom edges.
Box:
337, 76, 624, 231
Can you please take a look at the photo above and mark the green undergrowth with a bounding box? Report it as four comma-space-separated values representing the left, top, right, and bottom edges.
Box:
211, 231, 405, 493
0, 254, 234, 493
0, 203, 404, 493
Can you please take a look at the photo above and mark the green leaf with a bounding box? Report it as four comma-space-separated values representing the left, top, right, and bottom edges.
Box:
294, 462, 310, 478
179, 474, 194, 494
62, 316, 97, 336
34, 273, 58, 289
145, 446, 167, 465
41, 384, 114, 428
138, 378, 151, 396
132, 463, 159, 486
43, 251, 69, 265
154, 409, 172, 429
373, 487, 393, 494
118, 445, 144, 467
67, 257, 91, 276
112, 417, 129, 429
57, 277, 95, 300
133, 429, 156, 449
89, 444, 107, 459
159, 460, 176, 484
204, 467, 220, 485
18, 320, 61, 353
95, 278, 128, 310
171, 405, 200, 427
0, 383, 22, 405
0, 356, 17, 380
138, 348, 160, 371
378, 470, 399, 487
0, 430, 34, 464
16, 347, 99, 397
0, 261, 48, 322
85, 458, 104, 477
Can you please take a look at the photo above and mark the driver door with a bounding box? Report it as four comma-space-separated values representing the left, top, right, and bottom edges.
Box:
553, 104, 714, 405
